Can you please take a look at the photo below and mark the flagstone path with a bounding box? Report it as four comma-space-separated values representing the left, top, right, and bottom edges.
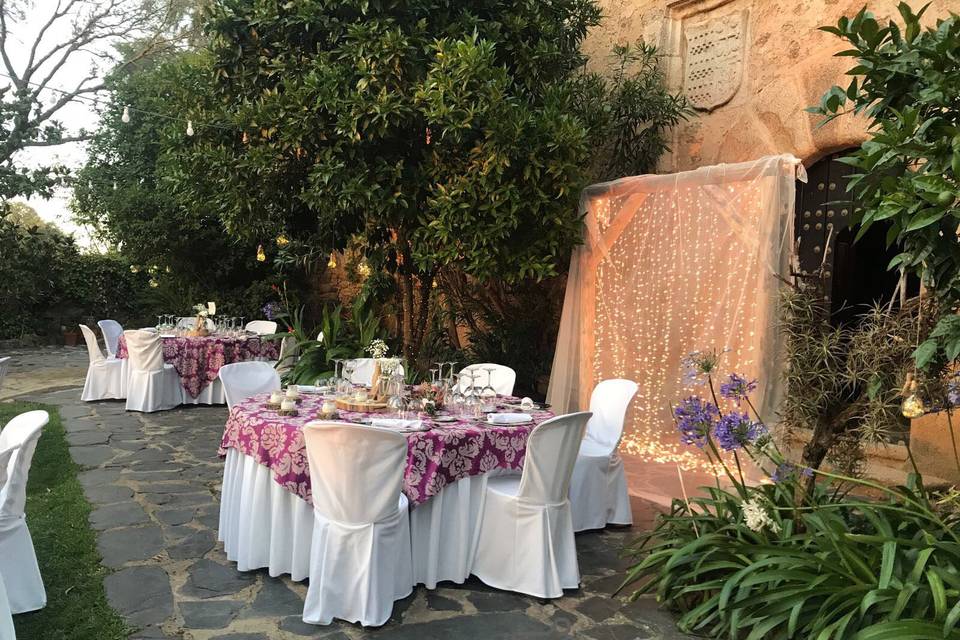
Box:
9, 347, 691, 640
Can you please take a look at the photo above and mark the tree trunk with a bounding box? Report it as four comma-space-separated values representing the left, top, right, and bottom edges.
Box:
800, 400, 862, 495
400, 270, 415, 361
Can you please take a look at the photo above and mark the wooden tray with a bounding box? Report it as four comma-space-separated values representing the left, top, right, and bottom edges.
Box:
335, 398, 388, 413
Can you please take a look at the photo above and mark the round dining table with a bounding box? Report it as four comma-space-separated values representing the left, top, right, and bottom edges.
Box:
219, 392, 554, 505
218, 391, 555, 587
116, 333, 279, 399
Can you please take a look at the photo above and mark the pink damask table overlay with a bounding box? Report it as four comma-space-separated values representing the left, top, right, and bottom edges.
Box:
218, 393, 554, 506
117, 335, 280, 398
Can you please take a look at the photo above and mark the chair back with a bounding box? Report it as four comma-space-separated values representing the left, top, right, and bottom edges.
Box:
219, 361, 281, 410
0, 356, 9, 392
79, 324, 104, 363
97, 319, 124, 358
302, 422, 408, 525
584, 379, 638, 455
458, 363, 517, 396
518, 411, 591, 504
0, 410, 48, 519
124, 329, 165, 372
245, 320, 278, 335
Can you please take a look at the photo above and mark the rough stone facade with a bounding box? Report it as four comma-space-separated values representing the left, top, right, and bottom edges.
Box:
582, 0, 959, 170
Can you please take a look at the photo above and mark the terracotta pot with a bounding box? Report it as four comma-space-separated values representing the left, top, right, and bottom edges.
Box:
63, 330, 80, 347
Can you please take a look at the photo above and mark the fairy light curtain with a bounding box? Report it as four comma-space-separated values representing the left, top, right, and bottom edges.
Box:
547, 155, 805, 471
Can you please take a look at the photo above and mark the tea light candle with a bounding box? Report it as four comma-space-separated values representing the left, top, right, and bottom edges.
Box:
355, 388, 368, 402
520, 397, 535, 411
321, 399, 336, 414
269, 391, 282, 404
280, 398, 296, 411
285, 385, 299, 399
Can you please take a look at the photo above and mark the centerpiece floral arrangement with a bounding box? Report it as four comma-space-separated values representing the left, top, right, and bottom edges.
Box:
190, 302, 217, 336
622, 348, 960, 640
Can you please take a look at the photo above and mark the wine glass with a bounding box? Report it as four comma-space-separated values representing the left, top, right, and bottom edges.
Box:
480, 367, 497, 412
330, 359, 343, 396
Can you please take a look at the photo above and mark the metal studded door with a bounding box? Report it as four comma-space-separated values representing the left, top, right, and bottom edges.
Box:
795, 150, 908, 325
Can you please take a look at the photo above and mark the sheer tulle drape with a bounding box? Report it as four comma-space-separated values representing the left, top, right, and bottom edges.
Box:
547, 155, 804, 472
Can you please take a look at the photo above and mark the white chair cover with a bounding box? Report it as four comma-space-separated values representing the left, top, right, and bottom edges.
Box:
0, 410, 48, 614
458, 363, 517, 396
0, 357, 10, 395
124, 330, 182, 412
273, 336, 299, 374
245, 320, 278, 335
0, 446, 17, 639
79, 325, 124, 401
301, 422, 413, 626
471, 411, 591, 598
346, 358, 404, 387
176, 317, 215, 331
96, 319, 124, 358
219, 362, 281, 410
570, 379, 637, 531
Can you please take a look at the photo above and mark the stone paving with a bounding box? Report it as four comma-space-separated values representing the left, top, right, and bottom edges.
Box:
8, 347, 692, 640
0, 344, 87, 400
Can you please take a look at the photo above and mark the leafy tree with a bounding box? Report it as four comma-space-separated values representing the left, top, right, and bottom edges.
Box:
72, 49, 281, 315
3, 199, 46, 228
813, 4, 960, 375
164, 0, 688, 360
0, 0, 200, 200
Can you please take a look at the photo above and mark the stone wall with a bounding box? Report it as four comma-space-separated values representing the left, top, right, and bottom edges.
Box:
582, 0, 958, 170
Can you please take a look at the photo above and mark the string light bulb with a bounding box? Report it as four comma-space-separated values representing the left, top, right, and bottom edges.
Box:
121, 105, 130, 123
327, 253, 337, 268
186, 120, 194, 137
900, 375, 925, 418
256, 244, 266, 262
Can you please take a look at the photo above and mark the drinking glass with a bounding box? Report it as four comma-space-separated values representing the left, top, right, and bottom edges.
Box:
480, 367, 497, 412
331, 359, 343, 396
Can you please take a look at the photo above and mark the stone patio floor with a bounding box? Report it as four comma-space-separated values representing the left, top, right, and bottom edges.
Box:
6, 347, 693, 640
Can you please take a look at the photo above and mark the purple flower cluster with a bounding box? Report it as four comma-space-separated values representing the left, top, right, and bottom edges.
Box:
262, 301, 280, 321
770, 462, 814, 483
719, 373, 758, 404
713, 412, 764, 451
674, 397, 719, 448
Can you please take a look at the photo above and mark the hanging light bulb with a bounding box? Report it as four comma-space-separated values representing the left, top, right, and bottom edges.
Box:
121, 105, 130, 123
186, 120, 194, 137
276, 234, 289, 247
900, 375, 926, 418
327, 253, 337, 268
256, 244, 266, 262
357, 259, 371, 277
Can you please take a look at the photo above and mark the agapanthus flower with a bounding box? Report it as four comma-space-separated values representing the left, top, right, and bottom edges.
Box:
262, 301, 280, 321
713, 412, 764, 451
948, 378, 960, 407
719, 373, 758, 404
673, 396, 719, 448
742, 497, 780, 533
770, 462, 814, 483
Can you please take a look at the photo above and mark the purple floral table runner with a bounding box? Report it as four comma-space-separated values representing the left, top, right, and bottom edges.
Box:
117, 335, 280, 398
218, 393, 555, 506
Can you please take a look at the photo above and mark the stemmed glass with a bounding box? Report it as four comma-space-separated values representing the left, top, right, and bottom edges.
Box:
343, 361, 356, 395
480, 366, 497, 412
330, 359, 343, 396
448, 374, 464, 415
239, 316, 246, 334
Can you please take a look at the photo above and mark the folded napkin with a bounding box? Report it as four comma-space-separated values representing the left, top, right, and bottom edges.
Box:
296, 385, 321, 394
487, 412, 532, 425
370, 418, 424, 431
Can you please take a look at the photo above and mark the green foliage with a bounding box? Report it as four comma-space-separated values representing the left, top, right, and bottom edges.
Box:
160, 0, 688, 358
625, 477, 960, 640
2, 402, 131, 639
812, 4, 960, 373
72, 49, 282, 311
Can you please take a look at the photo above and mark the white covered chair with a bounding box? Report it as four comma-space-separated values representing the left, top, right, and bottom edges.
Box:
458, 363, 516, 396
0, 446, 18, 639
96, 319, 124, 358
124, 330, 183, 412
79, 324, 125, 401
273, 336, 299, 374
471, 411, 591, 598
0, 410, 48, 614
219, 362, 281, 410
0, 357, 9, 394
301, 422, 413, 626
570, 379, 638, 532
245, 320, 278, 335
345, 358, 404, 387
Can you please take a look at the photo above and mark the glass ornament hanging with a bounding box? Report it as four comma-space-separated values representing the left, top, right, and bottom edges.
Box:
121, 105, 130, 123
186, 120, 194, 137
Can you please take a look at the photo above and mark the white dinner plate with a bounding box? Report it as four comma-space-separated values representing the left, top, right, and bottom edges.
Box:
432, 416, 458, 423
486, 417, 533, 426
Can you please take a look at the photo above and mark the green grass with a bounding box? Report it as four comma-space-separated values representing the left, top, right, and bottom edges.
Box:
1, 401, 130, 640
